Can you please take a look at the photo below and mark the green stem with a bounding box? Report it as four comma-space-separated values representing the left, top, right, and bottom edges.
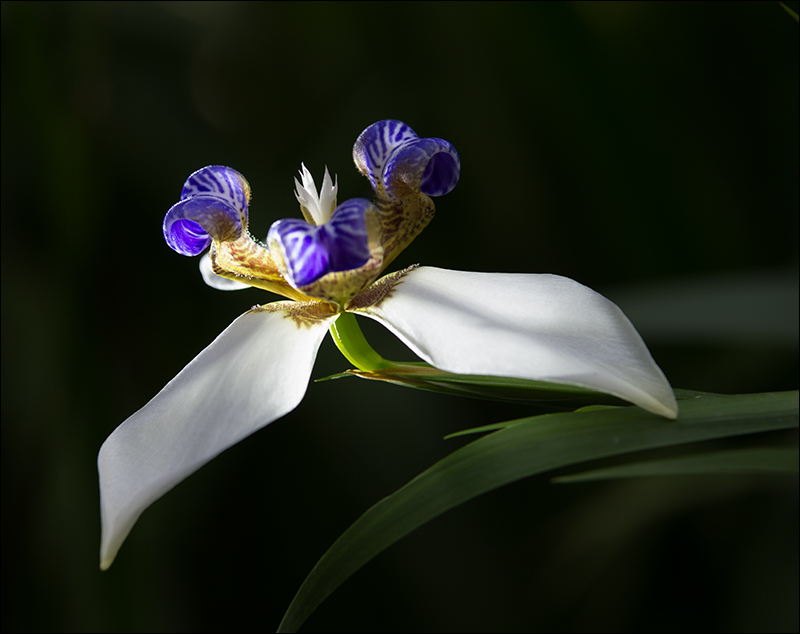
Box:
330, 313, 394, 372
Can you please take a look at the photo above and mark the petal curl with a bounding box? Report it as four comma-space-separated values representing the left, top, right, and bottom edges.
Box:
163, 196, 243, 255
385, 137, 460, 198
353, 120, 460, 199
351, 267, 678, 418
98, 303, 337, 569
267, 199, 375, 288
353, 120, 418, 193
164, 166, 251, 256
181, 165, 250, 225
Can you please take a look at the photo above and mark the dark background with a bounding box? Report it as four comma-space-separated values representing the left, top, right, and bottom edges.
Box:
2, 2, 797, 632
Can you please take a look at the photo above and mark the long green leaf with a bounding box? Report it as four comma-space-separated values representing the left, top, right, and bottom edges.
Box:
278, 391, 798, 632
780, 2, 799, 22
552, 446, 799, 482
444, 390, 710, 438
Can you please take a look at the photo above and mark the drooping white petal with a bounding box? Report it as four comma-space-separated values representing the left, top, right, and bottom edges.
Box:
199, 252, 250, 290
98, 305, 336, 570
352, 267, 678, 418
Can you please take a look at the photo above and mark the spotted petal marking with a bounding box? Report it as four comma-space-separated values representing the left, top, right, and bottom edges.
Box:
267, 198, 374, 288
353, 120, 460, 199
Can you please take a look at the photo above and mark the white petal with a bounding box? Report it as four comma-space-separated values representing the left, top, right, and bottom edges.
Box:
199, 252, 250, 290
352, 267, 678, 418
294, 163, 338, 225
98, 306, 336, 569
317, 166, 338, 223
294, 163, 322, 225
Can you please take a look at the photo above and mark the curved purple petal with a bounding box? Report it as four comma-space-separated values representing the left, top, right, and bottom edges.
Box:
353, 120, 419, 192
268, 198, 373, 287
353, 120, 460, 198
165, 218, 212, 256
181, 165, 250, 225
385, 137, 460, 197
163, 196, 243, 256
323, 199, 373, 272
419, 142, 461, 196
268, 218, 330, 287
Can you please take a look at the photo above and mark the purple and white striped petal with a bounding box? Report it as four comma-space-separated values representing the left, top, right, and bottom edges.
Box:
353, 120, 419, 193
163, 166, 251, 256
181, 165, 250, 224
267, 199, 374, 288
163, 196, 244, 256
353, 120, 460, 199
386, 137, 460, 197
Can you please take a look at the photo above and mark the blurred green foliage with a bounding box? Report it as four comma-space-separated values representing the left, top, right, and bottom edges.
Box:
2, 2, 797, 632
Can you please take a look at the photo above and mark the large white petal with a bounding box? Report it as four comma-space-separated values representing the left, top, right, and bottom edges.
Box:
98, 305, 336, 569
352, 267, 678, 418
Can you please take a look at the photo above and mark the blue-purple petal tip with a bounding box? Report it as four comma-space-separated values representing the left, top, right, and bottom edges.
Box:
164, 166, 250, 256
268, 198, 373, 287
181, 166, 250, 221
163, 214, 212, 256
353, 120, 460, 198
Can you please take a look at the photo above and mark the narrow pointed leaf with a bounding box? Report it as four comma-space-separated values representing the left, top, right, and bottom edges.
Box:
278, 391, 798, 632
553, 446, 799, 483
780, 2, 799, 22
442, 390, 715, 438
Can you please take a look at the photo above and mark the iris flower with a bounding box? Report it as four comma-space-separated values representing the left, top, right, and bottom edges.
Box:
98, 120, 678, 570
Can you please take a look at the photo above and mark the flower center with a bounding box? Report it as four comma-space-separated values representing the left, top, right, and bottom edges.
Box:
162, 120, 461, 306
